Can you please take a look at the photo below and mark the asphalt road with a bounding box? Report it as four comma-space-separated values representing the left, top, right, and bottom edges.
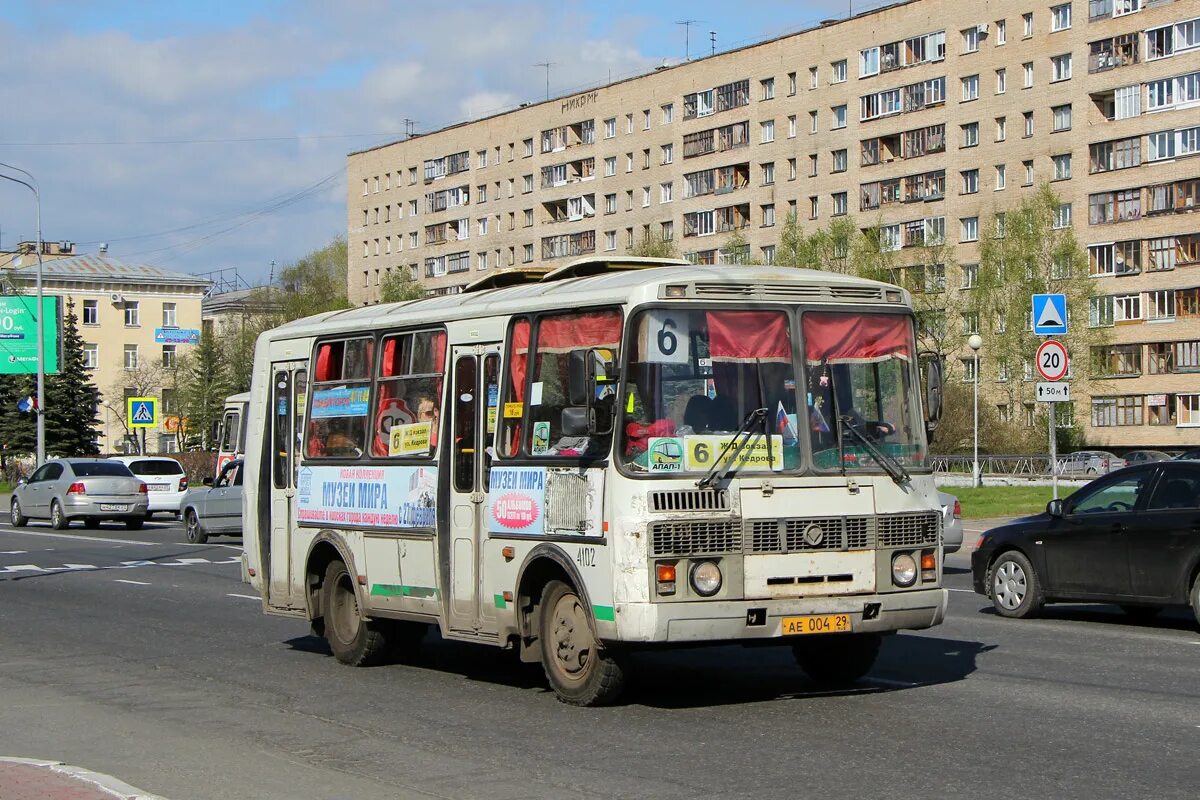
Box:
0, 515, 1196, 800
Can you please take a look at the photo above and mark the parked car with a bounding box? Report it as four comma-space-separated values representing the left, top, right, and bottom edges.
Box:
938, 491, 963, 554
1174, 448, 1200, 461
11, 459, 148, 530
109, 456, 188, 518
971, 460, 1200, 625
181, 459, 243, 544
1124, 449, 1172, 465
1058, 450, 1127, 476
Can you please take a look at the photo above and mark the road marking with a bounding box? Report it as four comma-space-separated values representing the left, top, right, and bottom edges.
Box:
62, 564, 98, 570
947, 588, 975, 593
0, 550, 28, 554
0, 529, 158, 547
227, 593, 260, 601
114, 579, 151, 586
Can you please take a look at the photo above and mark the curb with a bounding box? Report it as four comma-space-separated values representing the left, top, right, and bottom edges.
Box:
0, 757, 167, 799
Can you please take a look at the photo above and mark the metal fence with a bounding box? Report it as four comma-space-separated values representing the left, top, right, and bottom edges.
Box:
931, 454, 1065, 477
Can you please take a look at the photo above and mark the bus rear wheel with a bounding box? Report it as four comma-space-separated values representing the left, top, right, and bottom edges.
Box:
792, 632, 882, 687
322, 560, 388, 667
538, 580, 626, 706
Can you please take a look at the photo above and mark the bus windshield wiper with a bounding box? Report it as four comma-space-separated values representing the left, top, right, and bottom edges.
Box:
839, 416, 911, 486
697, 408, 768, 489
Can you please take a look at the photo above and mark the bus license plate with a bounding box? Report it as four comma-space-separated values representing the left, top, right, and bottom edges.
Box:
780, 614, 852, 635
100, 504, 128, 512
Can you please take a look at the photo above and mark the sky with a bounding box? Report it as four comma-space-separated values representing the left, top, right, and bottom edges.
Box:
1, 0, 865, 287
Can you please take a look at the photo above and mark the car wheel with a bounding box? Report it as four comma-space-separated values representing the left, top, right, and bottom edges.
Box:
125, 518, 145, 531
10, 498, 27, 527
1120, 605, 1162, 621
1190, 575, 1200, 629
989, 551, 1043, 618
538, 579, 627, 706
1086, 467, 1097, 476
322, 559, 388, 667
184, 510, 207, 544
793, 632, 882, 686
49, 500, 69, 530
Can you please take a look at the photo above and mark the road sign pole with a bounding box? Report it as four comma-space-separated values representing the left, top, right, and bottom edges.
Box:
1049, 402, 1058, 500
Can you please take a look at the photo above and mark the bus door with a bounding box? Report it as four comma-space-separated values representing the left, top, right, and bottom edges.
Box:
266, 361, 308, 608
447, 344, 502, 633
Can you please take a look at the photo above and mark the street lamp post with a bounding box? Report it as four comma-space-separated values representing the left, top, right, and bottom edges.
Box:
968, 334, 983, 488
0, 163, 46, 466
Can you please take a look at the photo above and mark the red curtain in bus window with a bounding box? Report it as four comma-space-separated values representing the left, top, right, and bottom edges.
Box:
535, 309, 622, 353
315, 343, 335, 381
380, 337, 400, 377
432, 331, 446, 373
803, 312, 912, 364
706, 311, 791, 362
508, 319, 532, 402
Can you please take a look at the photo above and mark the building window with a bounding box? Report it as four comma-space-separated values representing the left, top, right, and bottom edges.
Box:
1053, 203, 1072, 229
832, 192, 848, 216
123, 301, 139, 327
604, 156, 616, 177
831, 60, 847, 83
1051, 3, 1071, 31
788, 72, 797, 95
809, 196, 819, 219
832, 149, 847, 173
123, 344, 138, 370
808, 154, 818, 177
523, 138, 533, 157
626, 114, 634, 133
789, 158, 798, 180
995, 164, 1006, 189
762, 204, 776, 226
1023, 12, 1033, 37
661, 182, 673, 203
787, 115, 797, 138
1023, 160, 1034, 185
996, 68, 1007, 94
962, 27, 980, 54
832, 105, 847, 129
1180, 395, 1200, 427
962, 121, 979, 147
961, 169, 979, 194
1023, 111, 1034, 137
605, 193, 616, 214
604, 231, 616, 251
82, 299, 98, 325
1053, 154, 1072, 180
995, 117, 1007, 141
762, 162, 775, 185
1091, 396, 1143, 427
961, 217, 979, 242
162, 344, 177, 369
961, 263, 978, 289
83, 343, 98, 369
962, 74, 979, 101
643, 109, 651, 130
1052, 104, 1072, 131
961, 357, 978, 382
642, 187, 651, 207
809, 66, 818, 88
662, 103, 674, 124
761, 77, 775, 100
161, 302, 176, 327
1023, 62, 1033, 87
761, 120, 775, 143
523, 243, 534, 263
662, 143, 673, 164
810, 111, 818, 133
1051, 54, 1072, 82
604, 118, 616, 138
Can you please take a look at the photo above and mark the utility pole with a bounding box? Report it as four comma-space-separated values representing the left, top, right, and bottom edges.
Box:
534, 62, 556, 101
676, 19, 699, 60
0, 162, 45, 466
403, 118, 418, 139
709, 30, 717, 56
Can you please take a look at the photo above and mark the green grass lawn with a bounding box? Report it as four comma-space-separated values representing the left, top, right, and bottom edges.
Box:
949, 485, 1078, 520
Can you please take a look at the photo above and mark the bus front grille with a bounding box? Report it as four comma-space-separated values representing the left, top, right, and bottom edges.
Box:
876, 512, 940, 547
649, 520, 741, 556
746, 517, 874, 553
648, 488, 730, 512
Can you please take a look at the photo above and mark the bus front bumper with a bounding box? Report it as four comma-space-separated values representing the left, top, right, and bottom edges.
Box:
610, 588, 948, 644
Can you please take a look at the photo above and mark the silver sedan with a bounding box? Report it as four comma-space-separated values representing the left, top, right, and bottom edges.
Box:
938, 491, 964, 554
11, 459, 149, 530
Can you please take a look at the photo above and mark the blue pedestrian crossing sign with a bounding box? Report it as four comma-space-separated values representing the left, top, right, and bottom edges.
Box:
1032, 293, 1068, 336
127, 397, 159, 429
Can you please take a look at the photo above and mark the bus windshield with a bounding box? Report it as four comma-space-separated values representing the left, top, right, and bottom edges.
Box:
621, 308, 798, 474
803, 311, 927, 472
619, 307, 927, 475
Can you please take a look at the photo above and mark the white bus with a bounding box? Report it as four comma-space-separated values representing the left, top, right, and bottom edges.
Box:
242, 258, 947, 705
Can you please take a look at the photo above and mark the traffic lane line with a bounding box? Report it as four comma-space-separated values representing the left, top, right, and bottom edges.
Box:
114, 579, 152, 585
0, 526, 243, 549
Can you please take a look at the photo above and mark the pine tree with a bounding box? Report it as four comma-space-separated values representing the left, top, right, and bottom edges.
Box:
180, 330, 231, 450
0, 374, 37, 462
44, 298, 101, 456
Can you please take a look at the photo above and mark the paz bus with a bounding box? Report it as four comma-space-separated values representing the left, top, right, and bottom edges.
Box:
241, 257, 947, 706
215, 392, 249, 475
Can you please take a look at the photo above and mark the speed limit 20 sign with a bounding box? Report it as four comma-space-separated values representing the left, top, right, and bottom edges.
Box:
1035, 339, 1069, 381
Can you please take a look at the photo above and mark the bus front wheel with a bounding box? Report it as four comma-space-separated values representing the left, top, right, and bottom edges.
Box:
538, 580, 626, 706
322, 560, 388, 667
792, 632, 882, 687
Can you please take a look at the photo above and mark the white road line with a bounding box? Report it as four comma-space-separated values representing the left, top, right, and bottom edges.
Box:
0, 529, 158, 547
113, 579, 151, 586
947, 588, 976, 593
0, 550, 28, 554
227, 593, 260, 601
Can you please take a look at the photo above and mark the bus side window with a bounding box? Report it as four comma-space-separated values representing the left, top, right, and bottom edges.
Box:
482, 353, 500, 490
499, 317, 530, 458
372, 329, 446, 458
272, 371, 290, 489
306, 337, 373, 459
293, 369, 307, 483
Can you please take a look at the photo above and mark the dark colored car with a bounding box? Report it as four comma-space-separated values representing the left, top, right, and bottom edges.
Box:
971, 461, 1200, 626
1175, 448, 1200, 461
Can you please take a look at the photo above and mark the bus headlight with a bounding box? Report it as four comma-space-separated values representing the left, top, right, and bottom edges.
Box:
891, 553, 918, 587
690, 560, 722, 597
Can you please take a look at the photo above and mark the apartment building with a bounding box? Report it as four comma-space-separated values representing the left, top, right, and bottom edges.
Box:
9, 254, 211, 453
346, 0, 1200, 449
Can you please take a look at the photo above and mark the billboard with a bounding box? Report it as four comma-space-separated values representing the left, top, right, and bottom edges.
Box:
0, 296, 60, 375
154, 327, 200, 344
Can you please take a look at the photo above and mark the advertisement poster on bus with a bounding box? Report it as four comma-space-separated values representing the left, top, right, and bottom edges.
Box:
310, 387, 370, 418
488, 466, 545, 535
296, 465, 436, 528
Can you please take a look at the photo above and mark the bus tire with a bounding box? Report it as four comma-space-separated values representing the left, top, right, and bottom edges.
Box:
322, 559, 387, 667
538, 580, 626, 706
792, 632, 882, 686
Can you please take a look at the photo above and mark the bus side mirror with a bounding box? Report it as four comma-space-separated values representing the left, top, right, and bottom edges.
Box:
203, 476, 213, 487
567, 349, 594, 406
562, 406, 595, 436
923, 355, 944, 422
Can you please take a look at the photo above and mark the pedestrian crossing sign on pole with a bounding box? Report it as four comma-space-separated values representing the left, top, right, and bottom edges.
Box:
1032, 293, 1068, 336
128, 397, 159, 429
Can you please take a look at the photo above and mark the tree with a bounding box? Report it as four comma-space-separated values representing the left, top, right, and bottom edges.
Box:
43, 298, 100, 456
379, 268, 426, 303
277, 236, 351, 322
0, 374, 37, 468
103, 362, 167, 455
973, 184, 1106, 421
775, 212, 857, 273
719, 227, 759, 264
628, 231, 679, 259
178, 331, 231, 450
